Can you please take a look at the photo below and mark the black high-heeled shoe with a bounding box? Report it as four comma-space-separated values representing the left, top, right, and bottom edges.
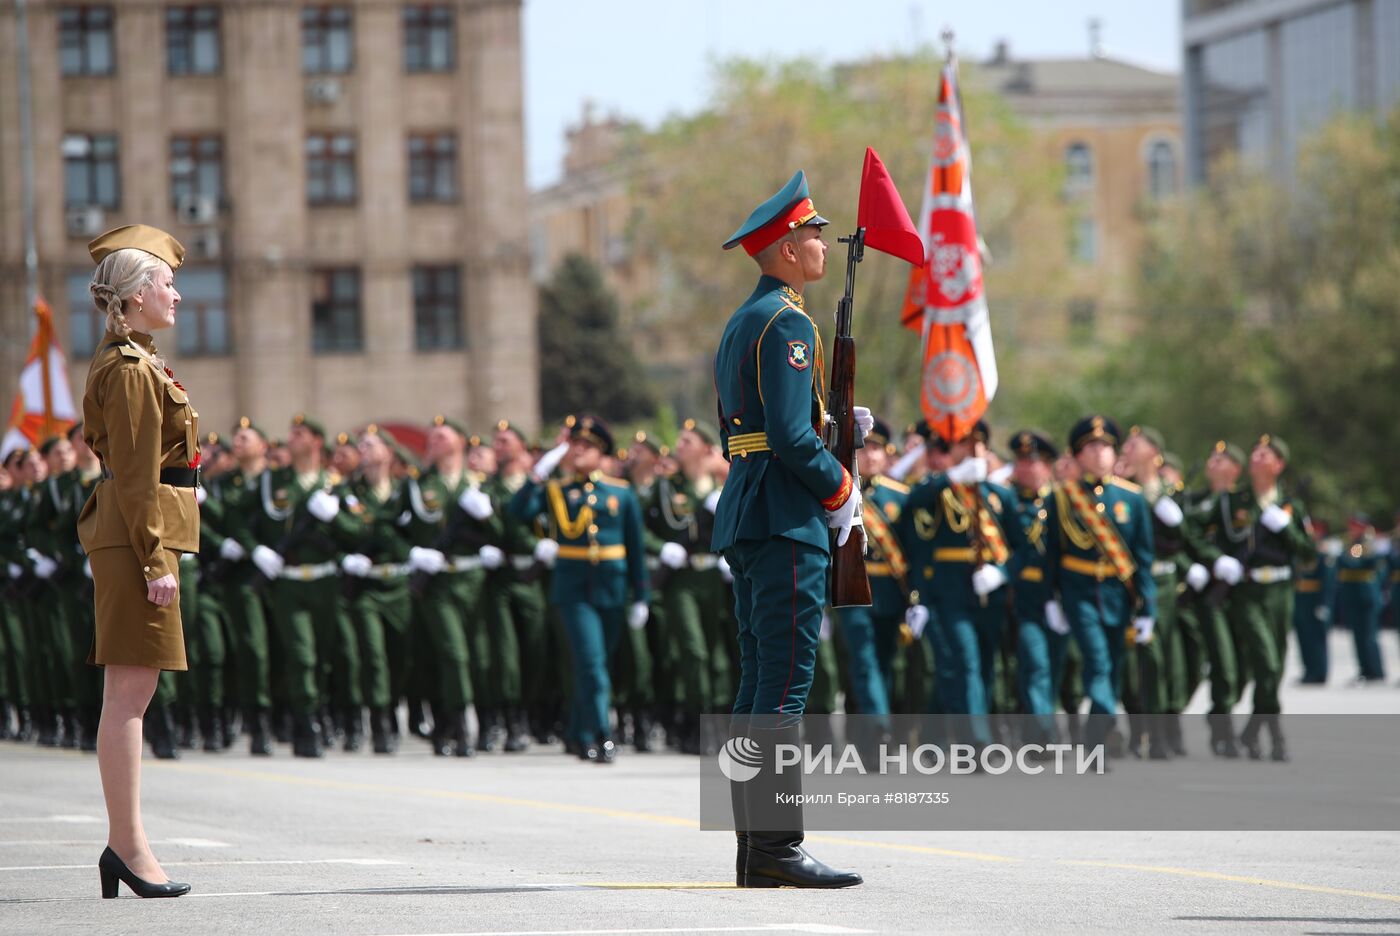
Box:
98, 846, 190, 899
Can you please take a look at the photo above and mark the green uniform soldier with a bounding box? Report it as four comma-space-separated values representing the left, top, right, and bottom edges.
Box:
713, 171, 862, 888
188, 434, 234, 751
0, 448, 37, 740
1188, 434, 1314, 760
509, 416, 650, 763
1337, 514, 1388, 684
1292, 523, 1336, 685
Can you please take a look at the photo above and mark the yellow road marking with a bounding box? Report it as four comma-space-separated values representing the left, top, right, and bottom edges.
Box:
579, 883, 735, 889
1060, 860, 1400, 904
806, 835, 1020, 864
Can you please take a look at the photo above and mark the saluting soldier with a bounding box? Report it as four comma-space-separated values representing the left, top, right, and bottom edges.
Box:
1337, 513, 1388, 685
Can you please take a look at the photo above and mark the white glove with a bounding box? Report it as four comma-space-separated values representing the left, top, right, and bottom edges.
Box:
887, 442, 925, 482
628, 601, 649, 630
819, 613, 832, 642
409, 546, 447, 575
533, 441, 570, 479
220, 538, 247, 562
989, 463, 1014, 486
1316, 606, 1331, 623
905, 604, 930, 640
1044, 600, 1071, 636
251, 544, 285, 580
1153, 497, 1184, 528
1132, 616, 1155, 644
83, 558, 93, 579
659, 542, 688, 570
478, 545, 505, 570
718, 556, 733, 583
824, 483, 864, 548
195, 486, 207, 506
1260, 504, 1291, 533
6, 562, 21, 579
533, 538, 559, 567
341, 553, 372, 577
1213, 555, 1244, 586
27, 550, 58, 580
704, 490, 722, 514
1375, 537, 1393, 557
1185, 563, 1210, 592
946, 457, 988, 486
458, 487, 494, 521
307, 489, 340, 522
853, 406, 874, 445
971, 564, 1007, 597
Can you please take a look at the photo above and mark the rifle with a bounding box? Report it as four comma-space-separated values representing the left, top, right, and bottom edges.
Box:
824, 229, 872, 608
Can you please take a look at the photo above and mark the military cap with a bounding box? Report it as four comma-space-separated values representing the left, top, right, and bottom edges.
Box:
493, 418, 524, 439
571, 415, 614, 455
431, 413, 469, 438
65, 421, 84, 440
1069, 414, 1120, 453
1010, 429, 1057, 461
1350, 511, 1373, 528
1257, 433, 1290, 463
723, 170, 829, 256
204, 431, 220, 447
965, 419, 991, 446
863, 416, 894, 453
468, 434, 482, 448
361, 423, 399, 447
1210, 439, 1246, 466
681, 418, 717, 446
1128, 424, 1165, 453
334, 431, 358, 448
616, 447, 630, 460
291, 413, 327, 439
913, 420, 951, 453
632, 430, 660, 456
38, 436, 63, 456
2, 446, 29, 468
88, 224, 185, 270
234, 415, 268, 441
1162, 451, 1185, 475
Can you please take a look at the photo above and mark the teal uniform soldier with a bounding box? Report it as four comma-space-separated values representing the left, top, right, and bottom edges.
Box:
713, 170, 862, 890
509, 417, 649, 764
1292, 530, 1336, 685
1043, 416, 1156, 752
1337, 514, 1388, 683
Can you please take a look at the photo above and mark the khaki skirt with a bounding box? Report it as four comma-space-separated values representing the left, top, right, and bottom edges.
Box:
86, 546, 188, 671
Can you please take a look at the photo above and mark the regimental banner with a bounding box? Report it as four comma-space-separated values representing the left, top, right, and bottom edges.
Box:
901, 60, 998, 443
2, 296, 77, 460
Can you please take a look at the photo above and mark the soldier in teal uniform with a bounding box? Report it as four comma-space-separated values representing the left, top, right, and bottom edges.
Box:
1337, 513, 1388, 684
897, 420, 1025, 747
509, 416, 649, 764
712, 170, 863, 889
1043, 416, 1156, 753
1292, 521, 1336, 685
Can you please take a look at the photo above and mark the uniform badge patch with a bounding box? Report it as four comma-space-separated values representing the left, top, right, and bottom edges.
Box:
787, 341, 810, 371
883, 501, 900, 521
1114, 501, 1130, 524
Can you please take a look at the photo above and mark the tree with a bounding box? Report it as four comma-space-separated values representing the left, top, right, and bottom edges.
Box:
538, 254, 658, 426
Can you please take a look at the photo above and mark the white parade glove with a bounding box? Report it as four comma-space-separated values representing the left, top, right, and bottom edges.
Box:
83, 558, 93, 579
704, 490, 722, 514
1185, 563, 1210, 593
195, 485, 207, 506
659, 542, 688, 570
627, 601, 649, 630
220, 538, 247, 562
853, 406, 874, 445
1260, 504, 1291, 533
887, 442, 925, 482
458, 486, 494, 521
905, 604, 930, 640
825, 483, 864, 548
1316, 606, 1331, 623
7, 562, 22, 579
409, 546, 447, 575
533, 442, 570, 479
946, 457, 988, 486
1044, 600, 1071, 636
1153, 496, 1184, 528
1212, 555, 1244, 586
1375, 537, 1393, 557
478, 544, 505, 570
341, 553, 372, 577
307, 489, 340, 522
251, 544, 285, 580
27, 550, 58, 580
989, 463, 1014, 486
819, 613, 832, 642
1132, 616, 1155, 644
718, 556, 733, 583
971, 564, 1007, 597
533, 538, 559, 567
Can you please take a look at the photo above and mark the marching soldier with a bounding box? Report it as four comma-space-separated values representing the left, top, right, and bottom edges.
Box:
1337, 513, 1388, 685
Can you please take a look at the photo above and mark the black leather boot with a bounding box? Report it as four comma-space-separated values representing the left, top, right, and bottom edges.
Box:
1164, 714, 1187, 757
452, 710, 475, 758
81, 706, 100, 752
1239, 714, 1263, 760
342, 707, 364, 752
61, 709, 82, 749
249, 709, 273, 756
292, 714, 323, 758
222, 706, 240, 748
633, 710, 655, 753
504, 706, 529, 752
16, 706, 33, 742
1265, 714, 1288, 762
199, 707, 224, 752
371, 707, 397, 754
0, 700, 12, 740
145, 706, 179, 760
36, 705, 58, 746
1209, 713, 1238, 758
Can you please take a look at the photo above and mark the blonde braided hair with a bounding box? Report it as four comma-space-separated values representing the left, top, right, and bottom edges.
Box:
90, 247, 167, 369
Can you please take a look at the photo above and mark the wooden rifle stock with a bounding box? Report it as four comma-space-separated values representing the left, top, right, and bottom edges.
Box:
825, 230, 872, 608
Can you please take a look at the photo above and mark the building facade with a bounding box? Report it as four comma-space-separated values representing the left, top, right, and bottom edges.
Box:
0, 0, 538, 444
1184, 0, 1400, 182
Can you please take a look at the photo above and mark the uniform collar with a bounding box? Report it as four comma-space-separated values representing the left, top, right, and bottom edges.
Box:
758, 274, 805, 311
106, 327, 157, 353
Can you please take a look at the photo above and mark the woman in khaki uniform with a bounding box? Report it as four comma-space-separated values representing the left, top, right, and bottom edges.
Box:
77, 225, 198, 900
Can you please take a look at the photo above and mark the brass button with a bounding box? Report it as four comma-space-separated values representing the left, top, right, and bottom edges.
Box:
732, 417, 741, 425
1093, 485, 1104, 496
588, 524, 599, 535
143, 566, 151, 573
584, 483, 594, 492
1095, 503, 1106, 513
587, 496, 597, 505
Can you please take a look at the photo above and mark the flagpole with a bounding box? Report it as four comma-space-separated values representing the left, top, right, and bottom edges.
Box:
38, 305, 54, 442
15, 0, 39, 313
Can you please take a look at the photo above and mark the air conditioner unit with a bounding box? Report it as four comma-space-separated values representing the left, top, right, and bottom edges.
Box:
306, 77, 342, 105
190, 229, 222, 261
176, 194, 219, 226
65, 205, 105, 237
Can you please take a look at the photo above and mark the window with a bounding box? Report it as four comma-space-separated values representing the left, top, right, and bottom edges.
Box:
1146, 139, 1177, 200
1064, 142, 1094, 198
302, 5, 353, 74
407, 132, 457, 202
403, 5, 454, 73
59, 6, 114, 76
63, 133, 120, 208
1068, 298, 1097, 337
174, 268, 230, 356
67, 272, 103, 355
169, 135, 223, 205
166, 5, 220, 75
312, 268, 362, 353
1071, 217, 1097, 264
413, 265, 462, 350
306, 133, 356, 205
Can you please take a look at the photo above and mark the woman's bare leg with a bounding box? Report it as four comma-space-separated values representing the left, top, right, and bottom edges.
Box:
98, 664, 168, 882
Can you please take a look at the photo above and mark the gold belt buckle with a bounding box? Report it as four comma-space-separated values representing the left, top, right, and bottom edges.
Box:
588, 543, 600, 564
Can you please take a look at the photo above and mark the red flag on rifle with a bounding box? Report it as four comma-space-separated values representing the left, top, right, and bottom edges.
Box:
856, 147, 923, 266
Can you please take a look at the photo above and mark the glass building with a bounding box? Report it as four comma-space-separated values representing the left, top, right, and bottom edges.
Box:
1184, 0, 1400, 181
